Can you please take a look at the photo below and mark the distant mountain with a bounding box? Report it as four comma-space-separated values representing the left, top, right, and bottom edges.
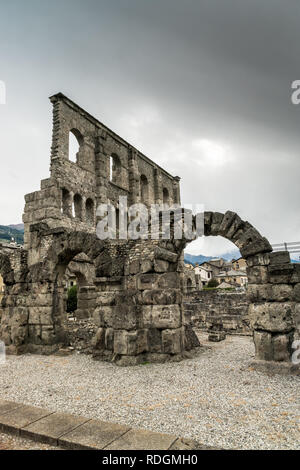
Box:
185, 249, 300, 265
0, 225, 24, 245
8, 223, 24, 231
184, 249, 241, 266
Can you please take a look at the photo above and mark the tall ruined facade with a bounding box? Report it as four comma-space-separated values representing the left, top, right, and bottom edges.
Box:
0, 93, 299, 373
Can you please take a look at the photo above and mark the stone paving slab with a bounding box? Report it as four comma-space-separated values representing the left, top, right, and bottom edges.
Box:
0, 399, 213, 450
0, 403, 53, 435
169, 437, 219, 450
21, 412, 90, 446
0, 400, 23, 417
105, 428, 178, 450
58, 419, 131, 450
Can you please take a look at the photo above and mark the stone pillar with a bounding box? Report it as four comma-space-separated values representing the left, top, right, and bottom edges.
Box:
173, 177, 181, 205
153, 168, 163, 204
95, 137, 108, 205
246, 251, 299, 373
92, 241, 200, 365
128, 149, 140, 205
76, 285, 97, 319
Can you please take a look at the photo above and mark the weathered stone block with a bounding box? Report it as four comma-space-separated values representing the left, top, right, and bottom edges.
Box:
246, 284, 270, 302
246, 252, 271, 267
293, 283, 300, 302
268, 263, 294, 284
157, 272, 179, 288
93, 306, 114, 328
223, 214, 243, 240
218, 211, 237, 236
141, 305, 181, 329
270, 284, 294, 302
232, 223, 271, 257
247, 265, 269, 284
96, 292, 116, 306
253, 330, 273, 361
129, 260, 140, 275
140, 260, 153, 273
113, 330, 128, 355
111, 304, 140, 330
249, 302, 295, 332
273, 333, 292, 362
28, 307, 53, 325
203, 211, 213, 236
210, 212, 224, 236
137, 274, 159, 290
269, 251, 291, 265
162, 328, 182, 354
141, 289, 182, 305
154, 259, 169, 273
154, 247, 178, 263
40, 325, 56, 344
147, 328, 162, 353
248, 284, 295, 302
113, 329, 148, 355
241, 237, 272, 258
183, 325, 200, 350
208, 331, 226, 342
291, 264, 300, 284
105, 328, 114, 351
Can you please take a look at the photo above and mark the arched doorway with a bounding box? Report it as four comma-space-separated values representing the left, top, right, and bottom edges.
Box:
177, 210, 297, 370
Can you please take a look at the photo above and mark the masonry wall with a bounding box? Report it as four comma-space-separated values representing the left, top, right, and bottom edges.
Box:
184, 289, 251, 335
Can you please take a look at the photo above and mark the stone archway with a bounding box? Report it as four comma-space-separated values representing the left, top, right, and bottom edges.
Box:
179, 211, 299, 373
90, 209, 299, 372
37, 231, 105, 349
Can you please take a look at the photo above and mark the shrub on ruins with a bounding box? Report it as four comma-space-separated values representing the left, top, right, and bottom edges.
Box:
206, 279, 219, 288
67, 285, 77, 313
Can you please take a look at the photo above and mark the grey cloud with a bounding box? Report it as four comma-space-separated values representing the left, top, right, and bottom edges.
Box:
0, 0, 299, 255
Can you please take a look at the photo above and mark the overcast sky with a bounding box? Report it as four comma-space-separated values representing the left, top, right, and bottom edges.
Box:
0, 0, 299, 255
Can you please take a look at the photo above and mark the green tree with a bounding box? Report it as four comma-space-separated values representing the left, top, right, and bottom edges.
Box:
207, 278, 219, 288
67, 285, 77, 313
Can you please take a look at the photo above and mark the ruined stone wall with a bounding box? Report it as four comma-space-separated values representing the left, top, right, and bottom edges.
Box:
23, 93, 181, 250
184, 289, 251, 335
1, 94, 299, 374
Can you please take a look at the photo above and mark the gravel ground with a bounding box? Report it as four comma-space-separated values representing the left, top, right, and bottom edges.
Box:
0, 332, 299, 450
0, 432, 59, 450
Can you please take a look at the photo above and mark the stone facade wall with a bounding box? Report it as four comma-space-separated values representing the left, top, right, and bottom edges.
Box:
184, 290, 251, 335
23, 93, 181, 250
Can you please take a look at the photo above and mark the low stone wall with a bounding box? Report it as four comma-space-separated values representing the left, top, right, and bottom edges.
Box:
184, 289, 251, 335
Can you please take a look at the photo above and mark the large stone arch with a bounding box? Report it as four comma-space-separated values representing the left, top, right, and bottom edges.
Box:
178, 211, 299, 374
33, 231, 106, 349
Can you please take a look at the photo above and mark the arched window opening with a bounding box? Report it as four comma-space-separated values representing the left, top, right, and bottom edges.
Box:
184, 236, 247, 291
140, 174, 149, 205
69, 129, 84, 163
73, 194, 83, 220
163, 188, 169, 206
62, 188, 72, 217
109, 154, 121, 184
86, 198, 94, 225
115, 208, 120, 232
